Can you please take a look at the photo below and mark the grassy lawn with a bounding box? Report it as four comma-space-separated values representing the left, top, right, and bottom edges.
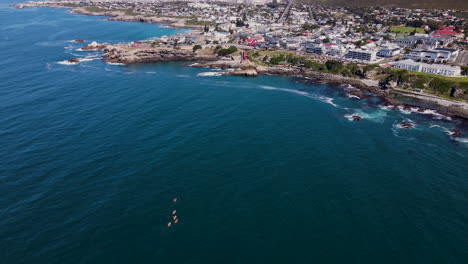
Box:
254, 50, 294, 57
389, 26, 425, 36
84, 6, 109, 13
391, 68, 468, 83
185, 19, 217, 26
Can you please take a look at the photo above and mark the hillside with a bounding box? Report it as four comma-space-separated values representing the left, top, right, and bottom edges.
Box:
299, 0, 468, 10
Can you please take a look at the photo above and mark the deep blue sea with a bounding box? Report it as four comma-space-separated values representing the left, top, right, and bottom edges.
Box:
1, 1, 467, 263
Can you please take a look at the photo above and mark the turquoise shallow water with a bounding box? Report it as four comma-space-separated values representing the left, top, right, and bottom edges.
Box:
1, 1, 467, 263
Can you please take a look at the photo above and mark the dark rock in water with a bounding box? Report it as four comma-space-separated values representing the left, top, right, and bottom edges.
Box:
351, 115, 362, 121
452, 130, 462, 137
68, 58, 80, 63
400, 122, 414, 129
74, 39, 85, 43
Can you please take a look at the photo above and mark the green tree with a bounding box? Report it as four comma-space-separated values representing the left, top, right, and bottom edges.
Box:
429, 78, 451, 94
325, 60, 344, 73
461, 66, 468, 76
217, 46, 238, 56
193, 45, 202, 52
269, 55, 286, 65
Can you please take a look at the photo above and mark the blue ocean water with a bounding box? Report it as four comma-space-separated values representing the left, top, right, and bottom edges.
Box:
0, 1, 467, 263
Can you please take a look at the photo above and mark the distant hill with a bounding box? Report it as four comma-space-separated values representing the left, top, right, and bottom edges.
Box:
298, 0, 468, 10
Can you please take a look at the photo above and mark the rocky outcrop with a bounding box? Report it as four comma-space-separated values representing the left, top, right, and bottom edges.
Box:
82, 41, 107, 50
103, 46, 218, 64
74, 39, 85, 43
222, 69, 258, 77
400, 122, 414, 129
68, 58, 80, 63
451, 130, 462, 137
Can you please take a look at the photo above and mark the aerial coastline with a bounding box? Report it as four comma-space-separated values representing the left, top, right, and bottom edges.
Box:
3, 1, 468, 262
16, 1, 468, 122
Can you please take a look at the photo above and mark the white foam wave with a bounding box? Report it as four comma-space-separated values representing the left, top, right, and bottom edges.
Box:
391, 120, 417, 140
379, 105, 395, 110
345, 110, 388, 123
344, 114, 360, 121
79, 58, 96, 62
258, 85, 309, 96
146, 71, 157, 74
57, 60, 78, 65
419, 109, 451, 120
341, 84, 358, 91
346, 94, 360, 100
197, 72, 223, 76
176, 75, 190, 78
396, 106, 451, 120
320, 96, 338, 107
107, 62, 125, 66
257, 85, 339, 108
454, 137, 468, 144
440, 128, 468, 144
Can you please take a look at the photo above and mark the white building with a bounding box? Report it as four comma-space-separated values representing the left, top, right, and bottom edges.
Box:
377, 46, 401, 57
407, 48, 459, 63
345, 49, 377, 61
393, 59, 461, 76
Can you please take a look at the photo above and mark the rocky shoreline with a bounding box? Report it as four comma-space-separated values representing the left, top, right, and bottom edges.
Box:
15, 3, 467, 121
97, 43, 468, 120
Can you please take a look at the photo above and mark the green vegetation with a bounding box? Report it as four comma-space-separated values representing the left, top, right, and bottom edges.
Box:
62, 3, 80, 7
84, 6, 109, 13
123, 9, 140, 16
217, 46, 238, 56
83, 7, 140, 16
192, 45, 202, 52
261, 50, 468, 101
244, 48, 468, 101
390, 69, 468, 83
389, 26, 425, 36
381, 68, 468, 100
461, 66, 468, 76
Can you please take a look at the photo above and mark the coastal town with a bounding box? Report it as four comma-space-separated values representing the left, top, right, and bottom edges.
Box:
17, 0, 468, 119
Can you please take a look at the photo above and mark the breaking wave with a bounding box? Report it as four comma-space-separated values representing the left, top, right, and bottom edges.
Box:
257, 85, 339, 108
344, 109, 388, 123
57, 60, 78, 65
197, 72, 223, 77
